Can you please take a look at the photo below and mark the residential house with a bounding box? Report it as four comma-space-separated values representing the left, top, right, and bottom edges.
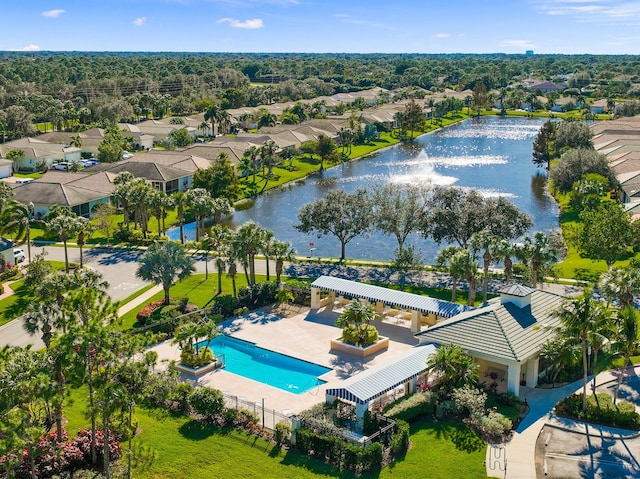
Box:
0, 237, 14, 268
529, 81, 565, 94
590, 99, 610, 114
91, 160, 193, 194
0, 160, 13, 179
550, 97, 579, 113
11, 171, 112, 218
0, 138, 81, 172
416, 285, 566, 397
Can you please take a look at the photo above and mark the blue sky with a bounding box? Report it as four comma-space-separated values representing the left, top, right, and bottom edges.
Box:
3, 0, 640, 54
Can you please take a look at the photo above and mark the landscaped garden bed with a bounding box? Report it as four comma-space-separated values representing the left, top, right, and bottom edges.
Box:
330, 336, 389, 357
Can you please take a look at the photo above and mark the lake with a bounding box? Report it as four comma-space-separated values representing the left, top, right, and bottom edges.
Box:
172, 116, 559, 262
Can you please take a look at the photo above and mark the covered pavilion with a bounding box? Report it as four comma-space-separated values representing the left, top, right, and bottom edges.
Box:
310, 276, 469, 333
325, 344, 437, 432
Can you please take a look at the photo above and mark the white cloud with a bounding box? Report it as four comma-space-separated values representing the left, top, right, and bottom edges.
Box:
41, 9, 65, 18
133, 17, 147, 26
217, 17, 264, 29
434, 33, 450, 38
9, 44, 41, 51
537, 1, 640, 24
500, 39, 535, 49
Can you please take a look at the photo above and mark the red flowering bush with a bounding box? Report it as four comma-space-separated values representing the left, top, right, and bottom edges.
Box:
0, 429, 121, 478
136, 299, 166, 323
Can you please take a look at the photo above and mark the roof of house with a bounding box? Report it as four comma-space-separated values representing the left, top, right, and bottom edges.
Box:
325, 344, 437, 404
11, 181, 109, 207
311, 276, 469, 318
415, 288, 566, 363
0, 237, 13, 252
90, 160, 191, 182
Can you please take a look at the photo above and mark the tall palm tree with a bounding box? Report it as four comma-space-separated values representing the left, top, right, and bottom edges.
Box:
436, 246, 468, 303
204, 104, 220, 138
260, 140, 279, 178
234, 222, 267, 286
518, 232, 558, 287
612, 306, 640, 404
173, 191, 188, 244
136, 241, 195, 305
1, 200, 35, 262
243, 145, 260, 185
470, 230, 500, 304
259, 229, 275, 281
185, 188, 215, 242
208, 224, 229, 295
44, 207, 86, 273
554, 290, 609, 413
272, 241, 296, 284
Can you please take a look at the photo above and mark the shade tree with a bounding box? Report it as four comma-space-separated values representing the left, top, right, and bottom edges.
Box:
296, 189, 373, 261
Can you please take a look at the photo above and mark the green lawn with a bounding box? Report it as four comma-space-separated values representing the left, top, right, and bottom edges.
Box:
0, 261, 69, 326
62, 385, 487, 479
117, 273, 265, 330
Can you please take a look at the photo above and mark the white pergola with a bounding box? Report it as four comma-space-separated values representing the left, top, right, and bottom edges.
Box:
311, 276, 469, 332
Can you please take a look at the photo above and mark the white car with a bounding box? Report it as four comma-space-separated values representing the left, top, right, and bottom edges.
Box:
52, 162, 71, 170
14, 248, 26, 263
122, 151, 134, 160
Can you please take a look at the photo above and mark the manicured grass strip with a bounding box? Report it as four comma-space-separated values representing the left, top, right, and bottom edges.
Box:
117, 273, 266, 331
118, 283, 156, 307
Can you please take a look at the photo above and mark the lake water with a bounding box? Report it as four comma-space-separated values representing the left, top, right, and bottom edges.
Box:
171, 117, 559, 262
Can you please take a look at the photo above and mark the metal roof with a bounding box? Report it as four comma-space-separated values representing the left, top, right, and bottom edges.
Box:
311, 276, 469, 318
325, 345, 437, 404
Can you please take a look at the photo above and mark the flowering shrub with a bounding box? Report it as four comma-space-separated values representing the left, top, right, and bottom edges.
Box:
136, 299, 166, 323
0, 428, 120, 478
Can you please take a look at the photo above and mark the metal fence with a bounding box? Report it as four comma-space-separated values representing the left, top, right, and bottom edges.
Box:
221, 391, 293, 431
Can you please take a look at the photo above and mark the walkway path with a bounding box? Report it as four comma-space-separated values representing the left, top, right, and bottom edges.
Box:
487, 366, 640, 479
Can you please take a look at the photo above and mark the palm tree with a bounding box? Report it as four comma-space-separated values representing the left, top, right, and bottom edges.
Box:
44, 207, 86, 273
436, 246, 468, 303
69, 134, 82, 148
426, 343, 478, 397
539, 336, 580, 385
554, 290, 609, 413
185, 188, 215, 242
598, 267, 640, 308
272, 241, 296, 284
173, 191, 188, 244
494, 239, 517, 283
208, 224, 229, 295
335, 300, 378, 347
76, 220, 94, 268
198, 121, 210, 138
234, 222, 267, 286
518, 232, 558, 287
259, 229, 275, 281
257, 111, 277, 129
136, 241, 195, 305
204, 105, 221, 138
470, 230, 500, 304
612, 306, 640, 404
243, 145, 260, 185
1, 200, 35, 262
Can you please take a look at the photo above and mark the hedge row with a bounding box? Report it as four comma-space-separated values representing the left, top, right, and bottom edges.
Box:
295, 428, 383, 474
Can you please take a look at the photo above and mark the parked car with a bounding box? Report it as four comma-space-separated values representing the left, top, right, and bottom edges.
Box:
122, 151, 133, 160
14, 248, 25, 263
52, 162, 71, 170
80, 158, 98, 167
14, 178, 33, 184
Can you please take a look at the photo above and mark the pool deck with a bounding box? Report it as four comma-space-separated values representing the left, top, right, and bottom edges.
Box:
150, 306, 419, 416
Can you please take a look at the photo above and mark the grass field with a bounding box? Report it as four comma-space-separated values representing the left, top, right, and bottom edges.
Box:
62, 385, 488, 479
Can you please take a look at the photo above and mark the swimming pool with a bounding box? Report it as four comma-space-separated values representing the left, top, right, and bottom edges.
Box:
198, 335, 331, 394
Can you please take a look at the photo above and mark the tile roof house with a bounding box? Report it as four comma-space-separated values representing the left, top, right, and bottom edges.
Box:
0, 138, 81, 172
90, 160, 193, 194
0, 236, 14, 268
12, 171, 112, 218
416, 285, 566, 396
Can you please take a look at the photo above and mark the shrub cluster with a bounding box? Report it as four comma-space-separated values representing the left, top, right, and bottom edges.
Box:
555, 393, 640, 429
180, 344, 215, 368
389, 420, 410, 455
383, 391, 434, 421
0, 429, 121, 479
451, 386, 513, 442
341, 324, 378, 347
295, 428, 383, 474
136, 299, 166, 323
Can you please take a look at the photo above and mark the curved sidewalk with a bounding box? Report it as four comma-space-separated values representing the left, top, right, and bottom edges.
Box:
487, 366, 640, 479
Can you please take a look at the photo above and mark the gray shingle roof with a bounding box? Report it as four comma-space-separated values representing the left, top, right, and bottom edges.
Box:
0, 237, 13, 252
311, 276, 469, 318
416, 289, 566, 363
11, 182, 109, 207
326, 345, 437, 404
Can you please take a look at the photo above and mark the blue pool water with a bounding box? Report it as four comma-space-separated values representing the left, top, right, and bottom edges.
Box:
198, 335, 331, 394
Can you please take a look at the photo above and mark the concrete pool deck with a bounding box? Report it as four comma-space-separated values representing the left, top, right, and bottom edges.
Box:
150, 306, 419, 416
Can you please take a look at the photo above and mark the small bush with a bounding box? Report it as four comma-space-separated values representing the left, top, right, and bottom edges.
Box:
472, 410, 512, 441
453, 386, 486, 418
136, 299, 166, 324
383, 391, 434, 421
436, 400, 460, 419
169, 382, 193, 413
555, 393, 640, 428
180, 345, 214, 368
274, 422, 291, 446
390, 419, 410, 455
189, 387, 225, 423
